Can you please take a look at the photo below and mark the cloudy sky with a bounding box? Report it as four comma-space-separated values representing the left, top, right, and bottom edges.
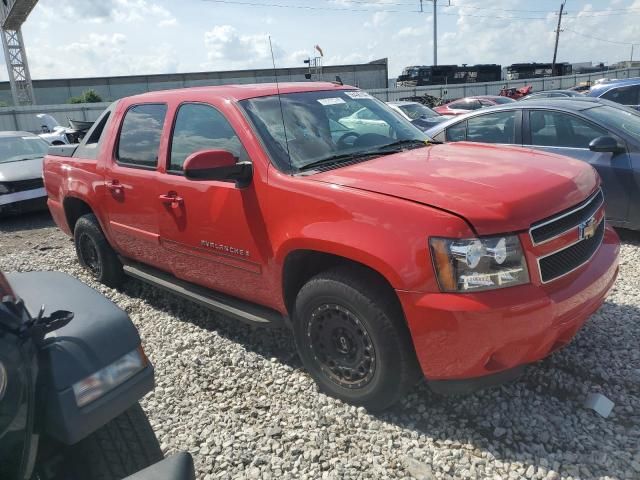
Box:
7, 0, 640, 81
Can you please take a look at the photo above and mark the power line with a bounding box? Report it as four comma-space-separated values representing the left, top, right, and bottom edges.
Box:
563, 28, 639, 46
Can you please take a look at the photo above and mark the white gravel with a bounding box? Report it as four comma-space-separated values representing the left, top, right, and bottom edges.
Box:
1, 213, 639, 480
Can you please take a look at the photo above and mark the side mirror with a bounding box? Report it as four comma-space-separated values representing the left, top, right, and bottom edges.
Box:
183, 150, 252, 188
588, 136, 625, 154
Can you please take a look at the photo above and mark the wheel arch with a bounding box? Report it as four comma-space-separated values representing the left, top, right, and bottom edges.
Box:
63, 196, 95, 233
281, 249, 403, 319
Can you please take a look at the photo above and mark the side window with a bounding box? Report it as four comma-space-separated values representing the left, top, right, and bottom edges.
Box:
601, 86, 639, 106
169, 103, 249, 172
466, 111, 517, 144
529, 111, 606, 148
117, 104, 167, 168
446, 121, 467, 141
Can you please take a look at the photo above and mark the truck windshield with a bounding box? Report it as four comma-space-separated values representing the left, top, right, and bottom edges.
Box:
0, 136, 49, 164
240, 90, 427, 172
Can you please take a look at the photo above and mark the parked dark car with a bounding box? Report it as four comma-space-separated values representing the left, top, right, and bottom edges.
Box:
387, 101, 446, 130
433, 95, 515, 116
0, 131, 49, 215
521, 90, 584, 100
588, 77, 640, 110
426, 98, 640, 230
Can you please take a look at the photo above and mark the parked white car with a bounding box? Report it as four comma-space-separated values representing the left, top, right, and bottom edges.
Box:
0, 131, 49, 215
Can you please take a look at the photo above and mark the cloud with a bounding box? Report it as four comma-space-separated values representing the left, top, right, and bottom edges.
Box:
365, 11, 389, 28
202, 25, 285, 70
39, 0, 177, 28
27, 33, 179, 79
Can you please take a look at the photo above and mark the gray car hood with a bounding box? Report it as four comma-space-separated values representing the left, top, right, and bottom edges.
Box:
0, 157, 43, 182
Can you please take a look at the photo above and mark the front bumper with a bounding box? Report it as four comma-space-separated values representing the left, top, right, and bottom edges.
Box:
398, 225, 619, 384
0, 189, 47, 215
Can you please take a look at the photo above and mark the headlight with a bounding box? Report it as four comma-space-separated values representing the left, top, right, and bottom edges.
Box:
0, 361, 7, 401
429, 235, 529, 292
0, 183, 8, 194
72, 347, 147, 407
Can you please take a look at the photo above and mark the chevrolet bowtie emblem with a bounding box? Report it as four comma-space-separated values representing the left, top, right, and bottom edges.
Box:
578, 216, 597, 241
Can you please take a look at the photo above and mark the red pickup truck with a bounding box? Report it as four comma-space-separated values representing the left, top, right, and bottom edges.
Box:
43, 82, 619, 410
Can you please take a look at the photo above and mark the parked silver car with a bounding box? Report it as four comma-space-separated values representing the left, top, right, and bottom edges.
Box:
0, 131, 49, 215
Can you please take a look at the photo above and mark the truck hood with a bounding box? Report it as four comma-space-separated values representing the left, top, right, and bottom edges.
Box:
0, 157, 43, 183
309, 142, 598, 235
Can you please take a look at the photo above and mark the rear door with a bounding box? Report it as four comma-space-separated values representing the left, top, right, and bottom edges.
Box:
104, 103, 168, 269
523, 109, 631, 223
155, 102, 271, 305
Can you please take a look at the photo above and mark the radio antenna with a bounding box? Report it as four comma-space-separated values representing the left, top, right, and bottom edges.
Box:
268, 35, 292, 171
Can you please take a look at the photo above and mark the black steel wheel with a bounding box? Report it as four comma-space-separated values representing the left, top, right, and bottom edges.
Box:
294, 266, 421, 411
308, 303, 376, 390
77, 232, 102, 277
74, 213, 124, 288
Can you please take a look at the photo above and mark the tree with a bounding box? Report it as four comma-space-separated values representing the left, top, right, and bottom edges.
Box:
68, 89, 104, 104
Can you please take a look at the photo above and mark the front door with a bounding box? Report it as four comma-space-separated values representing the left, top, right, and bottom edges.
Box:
524, 109, 631, 224
104, 103, 168, 270
155, 102, 271, 306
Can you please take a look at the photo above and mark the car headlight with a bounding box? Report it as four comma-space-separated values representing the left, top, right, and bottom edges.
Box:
0, 361, 7, 401
72, 347, 147, 407
429, 235, 529, 292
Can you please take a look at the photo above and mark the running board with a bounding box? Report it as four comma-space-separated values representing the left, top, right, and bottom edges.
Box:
122, 261, 286, 327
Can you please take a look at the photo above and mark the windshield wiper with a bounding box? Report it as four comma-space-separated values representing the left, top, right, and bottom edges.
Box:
374, 139, 436, 152
298, 151, 383, 172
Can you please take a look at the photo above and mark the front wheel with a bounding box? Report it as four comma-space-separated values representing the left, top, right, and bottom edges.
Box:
69, 403, 163, 480
293, 267, 421, 411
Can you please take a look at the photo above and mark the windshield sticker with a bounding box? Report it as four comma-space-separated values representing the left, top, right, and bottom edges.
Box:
317, 97, 346, 106
344, 91, 373, 100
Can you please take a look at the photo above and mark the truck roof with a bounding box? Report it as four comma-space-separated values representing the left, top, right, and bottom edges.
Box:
124, 82, 354, 103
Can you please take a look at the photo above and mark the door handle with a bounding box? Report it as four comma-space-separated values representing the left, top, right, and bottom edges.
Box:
159, 193, 184, 209
105, 180, 123, 195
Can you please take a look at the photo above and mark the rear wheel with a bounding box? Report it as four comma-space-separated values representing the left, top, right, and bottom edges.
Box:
69, 403, 163, 480
293, 266, 421, 411
74, 213, 123, 288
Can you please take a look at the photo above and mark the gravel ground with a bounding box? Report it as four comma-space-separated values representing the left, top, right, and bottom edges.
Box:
1, 212, 639, 480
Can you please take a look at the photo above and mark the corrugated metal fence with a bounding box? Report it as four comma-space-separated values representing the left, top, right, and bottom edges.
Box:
0, 102, 111, 133
0, 67, 638, 132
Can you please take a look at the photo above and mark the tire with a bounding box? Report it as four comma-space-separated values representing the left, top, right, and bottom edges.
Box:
293, 266, 421, 411
70, 403, 163, 480
74, 213, 124, 288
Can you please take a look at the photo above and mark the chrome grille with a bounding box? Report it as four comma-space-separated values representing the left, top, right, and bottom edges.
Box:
529, 189, 604, 245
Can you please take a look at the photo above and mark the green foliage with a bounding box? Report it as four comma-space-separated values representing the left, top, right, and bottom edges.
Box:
68, 89, 103, 104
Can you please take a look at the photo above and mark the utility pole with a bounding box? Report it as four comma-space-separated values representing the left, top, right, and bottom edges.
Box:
433, 0, 437, 65
551, 0, 566, 77
420, 0, 448, 66
631, 44, 635, 64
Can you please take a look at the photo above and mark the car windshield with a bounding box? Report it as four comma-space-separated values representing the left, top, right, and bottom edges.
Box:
240, 90, 427, 172
585, 105, 640, 141
398, 103, 439, 120
492, 97, 516, 104
0, 135, 49, 164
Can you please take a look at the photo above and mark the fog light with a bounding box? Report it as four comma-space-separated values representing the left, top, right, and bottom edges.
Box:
73, 347, 146, 407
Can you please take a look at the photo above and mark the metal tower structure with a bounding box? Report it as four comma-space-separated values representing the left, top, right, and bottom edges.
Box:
0, 0, 39, 105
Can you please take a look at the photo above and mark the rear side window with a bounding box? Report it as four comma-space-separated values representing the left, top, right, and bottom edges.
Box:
169, 103, 249, 172
466, 111, 516, 144
446, 121, 467, 141
117, 104, 167, 168
601, 86, 639, 106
